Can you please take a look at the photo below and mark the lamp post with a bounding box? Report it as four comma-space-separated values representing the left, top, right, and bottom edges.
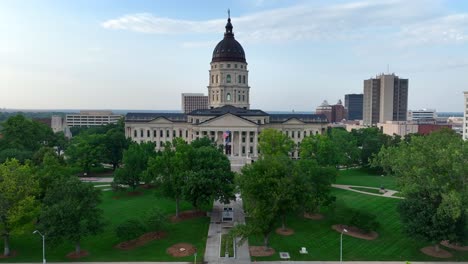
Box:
33, 230, 46, 264
340, 228, 348, 264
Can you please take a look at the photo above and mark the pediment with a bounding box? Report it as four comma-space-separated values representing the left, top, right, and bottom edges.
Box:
148, 117, 173, 124
198, 113, 257, 127
283, 118, 305, 124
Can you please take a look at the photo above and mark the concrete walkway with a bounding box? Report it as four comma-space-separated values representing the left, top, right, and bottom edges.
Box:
332, 184, 403, 199
80, 177, 113, 183
204, 197, 251, 264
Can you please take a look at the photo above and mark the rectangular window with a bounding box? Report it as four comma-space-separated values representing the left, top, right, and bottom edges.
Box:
140, 130, 143, 137
134, 130, 137, 137
179, 130, 182, 137
235, 64, 238, 68
166, 130, 169, 138
186, 130, 188, 138
147, 130, 150, 137
292, 131, 295, 138
153, 130, 157, 137
242, 146, 245, 154
160, 141, 164, 147
160, 130, 163, 137
286, 131, 289, 137
227, 64, 231, 68
250, 147, 253, 154
173, 130, 176, 137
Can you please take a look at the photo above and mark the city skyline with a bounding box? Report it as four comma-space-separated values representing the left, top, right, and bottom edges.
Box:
1, 0, 468, 111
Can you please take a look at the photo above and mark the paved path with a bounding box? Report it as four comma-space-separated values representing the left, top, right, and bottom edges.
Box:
204, 197, 251, 264
332, 184, 403, 199
80, 177, 113, 183
7, 261, 467, 264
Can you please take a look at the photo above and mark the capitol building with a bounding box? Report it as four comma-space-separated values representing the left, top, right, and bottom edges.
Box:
125, 15, 327, 169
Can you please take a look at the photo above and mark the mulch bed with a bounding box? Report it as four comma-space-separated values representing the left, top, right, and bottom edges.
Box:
0, 251, 17, 259
249, 246, 275, 257
441, 240, 468, 251
304, 212, 324, 220
66, 250, 89, 259
275, 227, 295, 236
332, 224, 378, 240
170, 210, 206, 223
421, 246, 453, 258
166, 243, 196, 257
115, 231, 167, 250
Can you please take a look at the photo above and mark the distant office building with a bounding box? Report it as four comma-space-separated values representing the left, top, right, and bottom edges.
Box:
182, 93, 209, 114
344, 94, 363, 120
363, 73, 408, 126
464, 91, 468, 140
66, 111, 122, 127
51, 115, 65, 133
408, 109, 437, 122
378, 121, 418, 137
316, 100, 346, 123
316, 100, 332, 122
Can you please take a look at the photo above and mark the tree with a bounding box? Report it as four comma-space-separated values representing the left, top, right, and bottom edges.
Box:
0, 159, 39, 256
0, 115, 54, 152
102, 127, 130, 170
51, 131, 69, 156
258, 129, 294, 157
294, 159, 336, 214
66, 133, 105, 174
373, 129, 467, 250
183, 143, 234, 209
146, 140, 185, 217
35, 152, 72, 200
38, 176, 104, 255
350, 127, 391, 166
236, 156, 292, 249
114, 142, 156, 191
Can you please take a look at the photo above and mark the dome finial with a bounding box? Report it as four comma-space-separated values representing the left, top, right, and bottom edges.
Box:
225, 9, 233, 35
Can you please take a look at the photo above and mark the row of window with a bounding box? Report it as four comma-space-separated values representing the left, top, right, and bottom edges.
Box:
285, 130, 319, 139
133, 129, 189, 139
212, 63, 246, 69
211, 74, 246, 84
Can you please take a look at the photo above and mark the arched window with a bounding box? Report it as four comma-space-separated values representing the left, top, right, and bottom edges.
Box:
211, 75, 214, 84
227, 93, 231, 101
216, 75, 219, 83
226, 74, 231, 83
243, 75, 246, 84
238, 75, 241, 83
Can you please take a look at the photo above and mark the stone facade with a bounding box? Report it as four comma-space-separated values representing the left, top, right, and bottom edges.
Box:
124, 16, 328, 169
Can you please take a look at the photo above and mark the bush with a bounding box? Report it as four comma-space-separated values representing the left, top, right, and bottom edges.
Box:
145, 207, 166, 231
348, 209, 379, 233
115, 219, 147, 241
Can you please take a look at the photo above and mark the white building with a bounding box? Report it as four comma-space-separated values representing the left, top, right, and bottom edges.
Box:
408, 109, 437, 122
464, 91, 468, 140
377, 121, 419, 137
66, 111, 122, 127
125, 15, 328, 170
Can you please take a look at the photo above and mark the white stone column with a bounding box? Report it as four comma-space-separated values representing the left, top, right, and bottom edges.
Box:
246, 131, 250, 157
214, 130, 218, 145
230, 131, 234, 157
238, 130, 242, 157
253, 131, 258, 157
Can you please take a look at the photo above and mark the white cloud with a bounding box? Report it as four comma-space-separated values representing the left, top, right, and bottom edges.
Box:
101, 0, 468, 46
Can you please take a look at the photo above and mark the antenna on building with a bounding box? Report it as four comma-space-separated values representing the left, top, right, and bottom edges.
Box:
228, 8, 230, 19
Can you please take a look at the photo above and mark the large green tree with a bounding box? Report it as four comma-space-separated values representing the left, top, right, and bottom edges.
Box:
0, 115, 54, 152
0, 159, 39, 256
38, 177, 104, 255
373, 129, 467, 250
351, 127, 391, 166
183, 142, 234, 209
102, 127, 130, 170
258, 128, 294, 157
66, 133, 105, 174
114, 142, 156, 191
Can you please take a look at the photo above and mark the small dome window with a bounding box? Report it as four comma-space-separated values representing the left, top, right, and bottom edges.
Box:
226, 74, 231, 83
227, 93, 231, 101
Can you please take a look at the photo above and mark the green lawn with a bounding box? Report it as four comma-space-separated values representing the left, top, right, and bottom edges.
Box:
1, 187, 209, 262
336, 168, 399, 190
249, 188, 468, 262
349, 186, 382, 194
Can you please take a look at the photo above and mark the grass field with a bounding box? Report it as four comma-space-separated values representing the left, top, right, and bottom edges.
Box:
336, 168, 399, 190
1, 187, 209, 262
249, 188, 468, 262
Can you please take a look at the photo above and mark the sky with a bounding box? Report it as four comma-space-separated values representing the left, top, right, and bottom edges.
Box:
1, 0, 468, 112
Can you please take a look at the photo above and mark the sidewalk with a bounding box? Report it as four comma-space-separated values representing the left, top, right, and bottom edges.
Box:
204, 197, 251, 264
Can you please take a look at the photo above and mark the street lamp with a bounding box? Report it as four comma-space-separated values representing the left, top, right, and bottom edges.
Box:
33, 230, 46, 264
340, 228, 348, 264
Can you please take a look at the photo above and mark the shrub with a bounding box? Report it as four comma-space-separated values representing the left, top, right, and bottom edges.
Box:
115, 219, 147, 241
145, 207, 167, 231
348, 209, 379, 233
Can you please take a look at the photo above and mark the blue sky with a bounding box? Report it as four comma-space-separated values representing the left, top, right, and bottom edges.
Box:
1, 0, 468, 112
